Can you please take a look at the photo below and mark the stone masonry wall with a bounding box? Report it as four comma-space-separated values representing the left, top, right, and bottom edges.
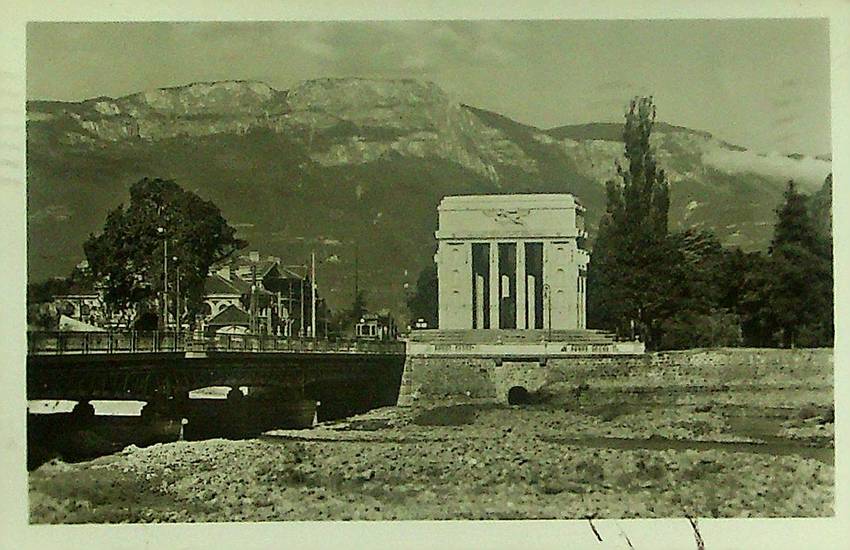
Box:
397, 348, 833, 409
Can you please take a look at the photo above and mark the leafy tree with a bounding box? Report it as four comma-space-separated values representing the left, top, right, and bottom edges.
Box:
764, 180, 833, 347
27, 263, 95, 305
668, 229, 727, 314
721, 248, 773, 347
27, 278, 74, 305
588, 97, 679, 348
659, 310, 742, 350
655, 230, 748, 349
83, 177, 245, 326
407, 262, 438, 328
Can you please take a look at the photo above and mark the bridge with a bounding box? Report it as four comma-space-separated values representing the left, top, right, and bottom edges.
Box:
27, 331, 407, 419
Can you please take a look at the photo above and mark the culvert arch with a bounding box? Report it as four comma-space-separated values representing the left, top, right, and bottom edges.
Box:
507, 386, 531, 405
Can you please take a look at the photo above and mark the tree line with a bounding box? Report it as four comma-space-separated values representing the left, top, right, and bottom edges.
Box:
588, 97, 832, 350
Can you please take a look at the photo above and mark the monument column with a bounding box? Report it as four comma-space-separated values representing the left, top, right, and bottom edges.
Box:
489, 241, 500, 328
515, 240, 526, 329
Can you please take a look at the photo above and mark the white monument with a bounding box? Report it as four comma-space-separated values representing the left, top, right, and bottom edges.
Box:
435, 194, 589, 331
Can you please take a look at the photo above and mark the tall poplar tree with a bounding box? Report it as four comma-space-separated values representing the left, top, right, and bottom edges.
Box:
587, 97, 682, 348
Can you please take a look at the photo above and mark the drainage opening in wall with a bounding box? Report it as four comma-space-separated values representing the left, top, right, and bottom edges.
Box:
507, 386, 531, 405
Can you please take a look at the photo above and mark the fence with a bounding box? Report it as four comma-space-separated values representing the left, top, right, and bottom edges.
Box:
27, 331, 405, 356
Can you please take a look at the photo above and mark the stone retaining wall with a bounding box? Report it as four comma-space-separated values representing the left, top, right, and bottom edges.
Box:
397, 348, 833, 409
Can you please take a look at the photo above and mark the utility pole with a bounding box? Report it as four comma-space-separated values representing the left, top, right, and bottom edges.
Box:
354, 242, 359, 301
250, 264, 258, 334
300, 272, 305, 338
287, 281, 293, 337
311, 252, 317, 339
158, 228, 168, 332
276, 290, 282, 336
175, 263, 180, 338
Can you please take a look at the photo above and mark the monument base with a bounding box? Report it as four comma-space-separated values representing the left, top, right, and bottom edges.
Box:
398, 329, 645, 406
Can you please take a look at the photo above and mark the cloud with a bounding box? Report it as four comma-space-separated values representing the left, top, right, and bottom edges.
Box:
702, 146, 831, 193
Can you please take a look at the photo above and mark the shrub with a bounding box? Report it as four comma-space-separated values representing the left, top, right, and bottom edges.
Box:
659, 311, 742, 350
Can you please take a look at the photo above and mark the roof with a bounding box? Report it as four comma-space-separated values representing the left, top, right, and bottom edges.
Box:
276, 265, 306, 280
58, 315, 106, 332
233, 258, 279, 280
359, 310, 394, 322
53, 293, 100, 300
438, 193, 581, 211
204, 274, 250, 295
207, 305, 250, 326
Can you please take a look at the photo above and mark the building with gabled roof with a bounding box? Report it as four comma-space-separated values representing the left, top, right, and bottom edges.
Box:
202, 250, 318, 337
206, 304, 251, 334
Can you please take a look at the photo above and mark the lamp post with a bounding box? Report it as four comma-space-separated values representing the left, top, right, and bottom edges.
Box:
300, 273, 305, 337
157, 227, 168, 332
283, 264, 309, 338
311, 251, 317, 339
172, 255, 180, 339
543, 283, 552, 341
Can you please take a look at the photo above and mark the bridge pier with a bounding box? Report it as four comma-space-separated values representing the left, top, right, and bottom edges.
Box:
140, 391, 190, 419
141, 398, 167, 420
176, 385, 318, 440
226, 387, 244, 402
70, 401, 95, 420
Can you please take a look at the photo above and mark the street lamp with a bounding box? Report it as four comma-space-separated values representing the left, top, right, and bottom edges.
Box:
282, 264, 309, 338
172, 255, 181, 338
157, 226, 167, 332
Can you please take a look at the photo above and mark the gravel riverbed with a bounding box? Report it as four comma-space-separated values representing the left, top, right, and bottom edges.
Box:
29, 403, 833, 523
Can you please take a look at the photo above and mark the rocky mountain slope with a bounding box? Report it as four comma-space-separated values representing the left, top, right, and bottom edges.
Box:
26, 78, 832, 318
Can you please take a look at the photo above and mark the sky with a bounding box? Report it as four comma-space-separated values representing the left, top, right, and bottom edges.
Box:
26, 19, 831, 156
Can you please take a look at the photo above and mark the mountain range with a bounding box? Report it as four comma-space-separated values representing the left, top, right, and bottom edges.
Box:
26, 78, 833, 319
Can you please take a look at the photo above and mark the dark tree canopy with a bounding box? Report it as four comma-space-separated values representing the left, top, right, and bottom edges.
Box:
763, 180, 833, 347
83, 177, 245, 324
407, 262, 438, 328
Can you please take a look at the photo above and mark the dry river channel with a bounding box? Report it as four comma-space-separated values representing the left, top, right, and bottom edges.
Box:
28, 399, 833, 522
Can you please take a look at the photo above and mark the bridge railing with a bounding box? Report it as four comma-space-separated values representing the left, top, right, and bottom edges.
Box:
28, 331, 186, 355
209, 333, 404, 354
28, 331, 405, 355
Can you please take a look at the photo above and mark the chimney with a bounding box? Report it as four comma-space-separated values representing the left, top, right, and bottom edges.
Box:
217, 264, 231, 281
249, 250, 260, 262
